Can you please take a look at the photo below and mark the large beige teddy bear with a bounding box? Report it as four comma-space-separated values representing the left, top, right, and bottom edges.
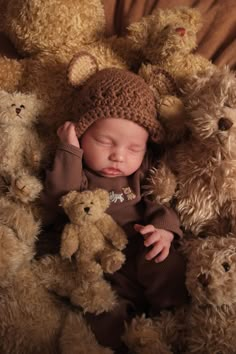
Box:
126, 6, 213, 143
0, 90, 45, 205
60, 188, 128, 315
165, 66, 236, 236
0, 195, 114, 354
0, 0, 127, 153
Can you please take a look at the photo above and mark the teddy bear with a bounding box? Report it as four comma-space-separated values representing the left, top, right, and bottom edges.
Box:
0, 194, 114, 354
162, 65, 236, 237
0, 0, 128, 154
123, 236, 236, 354
0, 89, 45, 206
59, 188, 128, 315
126, 6, 214, 143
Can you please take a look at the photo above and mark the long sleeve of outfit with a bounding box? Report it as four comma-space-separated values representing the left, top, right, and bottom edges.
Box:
41, 143, 182, 238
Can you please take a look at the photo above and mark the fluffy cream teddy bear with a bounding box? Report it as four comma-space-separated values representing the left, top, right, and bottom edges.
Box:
0, 0, 128, 154
165, 66, 236, 236
126, 6, 214, 143
0, 195, 114, 354
59, 188, 128, 315
0, 90, 45, 204
123, 236, 236, 354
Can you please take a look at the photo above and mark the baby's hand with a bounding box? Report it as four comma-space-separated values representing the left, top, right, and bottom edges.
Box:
134, 224, 174, 263
57, 121, 80, 148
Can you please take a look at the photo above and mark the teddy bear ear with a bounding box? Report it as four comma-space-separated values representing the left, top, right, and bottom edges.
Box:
60, 190, 79, 209
175, 7, 203, 32
94, 189, 110, 209
67, 51, 99, 87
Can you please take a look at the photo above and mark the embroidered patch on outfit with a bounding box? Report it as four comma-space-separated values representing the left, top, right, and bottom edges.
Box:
109, 187, 136, 203
109, 191, 125, 203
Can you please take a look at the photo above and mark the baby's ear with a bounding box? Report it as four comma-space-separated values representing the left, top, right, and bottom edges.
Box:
67, 51, 98, 87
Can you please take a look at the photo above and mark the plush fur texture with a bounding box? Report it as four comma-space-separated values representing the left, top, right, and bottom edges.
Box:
0, 195, 114, 354
124, 236, 236, 354
0, 0, 127, 156
60, 188, 128, 315
127, 7, 213, 143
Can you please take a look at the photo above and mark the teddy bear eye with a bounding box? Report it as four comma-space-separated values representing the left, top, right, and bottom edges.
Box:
20, 105, 25, 109
222, 262, 230, 272
11, 103, 16, 107
218, 117, 233, 131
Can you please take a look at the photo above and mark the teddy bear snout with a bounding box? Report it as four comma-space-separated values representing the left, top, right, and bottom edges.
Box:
218, 117, 233, 131
197, 273, 210, 287
175, 27, 186, 36
16, 107, 21, 115
84, 207, 90, 214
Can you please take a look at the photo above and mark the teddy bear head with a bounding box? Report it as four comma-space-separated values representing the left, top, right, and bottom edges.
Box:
0, 90, 44, 127
127, 6, 202, 64
60, 189, 110, 226
183, 67, 236, 157
0, 197, 40, 281
2, 0, 106, 56
182, 236, 236, 307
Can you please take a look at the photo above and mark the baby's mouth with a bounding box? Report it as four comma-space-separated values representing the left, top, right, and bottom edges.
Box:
101, 167, 122, 176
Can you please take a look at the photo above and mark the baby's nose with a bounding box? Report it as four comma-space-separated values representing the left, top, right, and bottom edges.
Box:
110, 151, 124, 162
16, 108, 21, 114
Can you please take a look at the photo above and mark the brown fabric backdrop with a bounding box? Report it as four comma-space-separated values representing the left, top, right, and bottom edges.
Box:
0, 0, 235, 69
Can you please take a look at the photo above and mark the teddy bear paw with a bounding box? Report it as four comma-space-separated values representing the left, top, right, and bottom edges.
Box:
101, 251, 126, 273
160, 95, 185, 120
10, 174, 43, 203
71, 280, 117, 315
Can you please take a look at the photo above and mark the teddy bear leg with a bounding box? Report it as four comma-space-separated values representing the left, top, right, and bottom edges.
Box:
9, 172, 43, 203
71, 278, 118, 315
100, 246, 126, 274
60, 311, 114, 354
123, 315, 173, 354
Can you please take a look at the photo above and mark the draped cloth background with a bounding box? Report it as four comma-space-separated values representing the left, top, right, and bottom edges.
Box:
0, 0, 235, 69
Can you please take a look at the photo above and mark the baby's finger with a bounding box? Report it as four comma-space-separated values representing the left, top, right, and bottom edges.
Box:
144, 232, 160, 247
137, 224, 156, 235
145, 243, 163, 261
155, 247, 169, 263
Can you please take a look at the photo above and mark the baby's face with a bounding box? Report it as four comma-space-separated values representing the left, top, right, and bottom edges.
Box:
80, 118, 148, 177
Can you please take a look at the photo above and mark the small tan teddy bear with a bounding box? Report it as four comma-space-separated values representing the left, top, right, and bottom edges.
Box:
123, 236, 236, 354
0, 90, 45, 204
126, 6, 213, 143
60, 188, 128, 315
0, 195, 114, 354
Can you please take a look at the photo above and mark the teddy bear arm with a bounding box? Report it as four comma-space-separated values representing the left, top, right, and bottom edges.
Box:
60, 224, 80, 259
0, 57, 25, 92
96, 214, 128, 250
23, 132, 44, 172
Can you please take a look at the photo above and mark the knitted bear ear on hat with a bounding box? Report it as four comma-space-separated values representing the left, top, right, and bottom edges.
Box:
67, 52, 99, 87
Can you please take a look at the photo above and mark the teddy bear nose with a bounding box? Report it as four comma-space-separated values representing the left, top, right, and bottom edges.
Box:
218, 117, 233, 131
197, 273, 210, 287
84, 207, 90, 213
16, 108, 21, 114
175, 27, 186, 36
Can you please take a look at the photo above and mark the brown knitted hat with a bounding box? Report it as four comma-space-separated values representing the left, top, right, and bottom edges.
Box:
73, 68, 164, 143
